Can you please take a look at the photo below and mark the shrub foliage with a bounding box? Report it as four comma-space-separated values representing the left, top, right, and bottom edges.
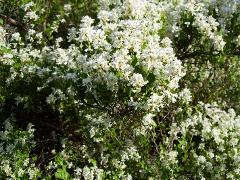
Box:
0, 0, 240, 179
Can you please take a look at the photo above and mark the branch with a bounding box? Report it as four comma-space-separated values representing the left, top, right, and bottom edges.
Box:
0, 14, 27, 31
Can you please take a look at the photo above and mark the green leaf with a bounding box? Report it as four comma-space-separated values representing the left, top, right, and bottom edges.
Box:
147, 73, 155, 84
0, 19, 3, 25
55, 167, 70, 180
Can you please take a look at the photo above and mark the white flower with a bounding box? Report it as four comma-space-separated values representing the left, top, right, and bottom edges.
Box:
25, 11, 39, 21
212, 127, 223, 144
82, 166, 94, 180
161, 37, 172, 47
179, 88, 192, 102
74, 167, 82, 176
3, 163, 12, 176
46, 94, 57, 104
55, 37, 63, 47
18, 168, 24, 177
3, 54, 13, 59
236, 35, 240, 47
124, 174, 133, 180
0, 27, 6, 45
142, 113, 156, 128
22, 2, 34, 11
28, 29, 36, 36
198, 155, 206, 164
168, 151, 178, 163
64, 4, 72, 12
90, 127, 98, 138
145, 93, 164, 112
129, 73, 148, 89
81, 16, 94, 28
11, 32, 21, 41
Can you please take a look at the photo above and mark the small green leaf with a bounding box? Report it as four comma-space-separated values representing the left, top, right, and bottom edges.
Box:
0, 19, 3, 25
55, 167, 70, 180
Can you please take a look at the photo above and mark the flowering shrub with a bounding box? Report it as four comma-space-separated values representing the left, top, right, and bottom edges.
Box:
0, 0, 240, 179
0, 119, 40, 179
162, 103, 240, 179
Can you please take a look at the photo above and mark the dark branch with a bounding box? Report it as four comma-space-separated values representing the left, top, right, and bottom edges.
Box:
0, 14, 27, 31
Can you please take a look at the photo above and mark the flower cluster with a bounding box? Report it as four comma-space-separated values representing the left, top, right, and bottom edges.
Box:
163, 103, 240, 179
0, 119, 40, 179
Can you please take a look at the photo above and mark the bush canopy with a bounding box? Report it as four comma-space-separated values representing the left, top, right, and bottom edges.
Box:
0, 0, 240, 179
